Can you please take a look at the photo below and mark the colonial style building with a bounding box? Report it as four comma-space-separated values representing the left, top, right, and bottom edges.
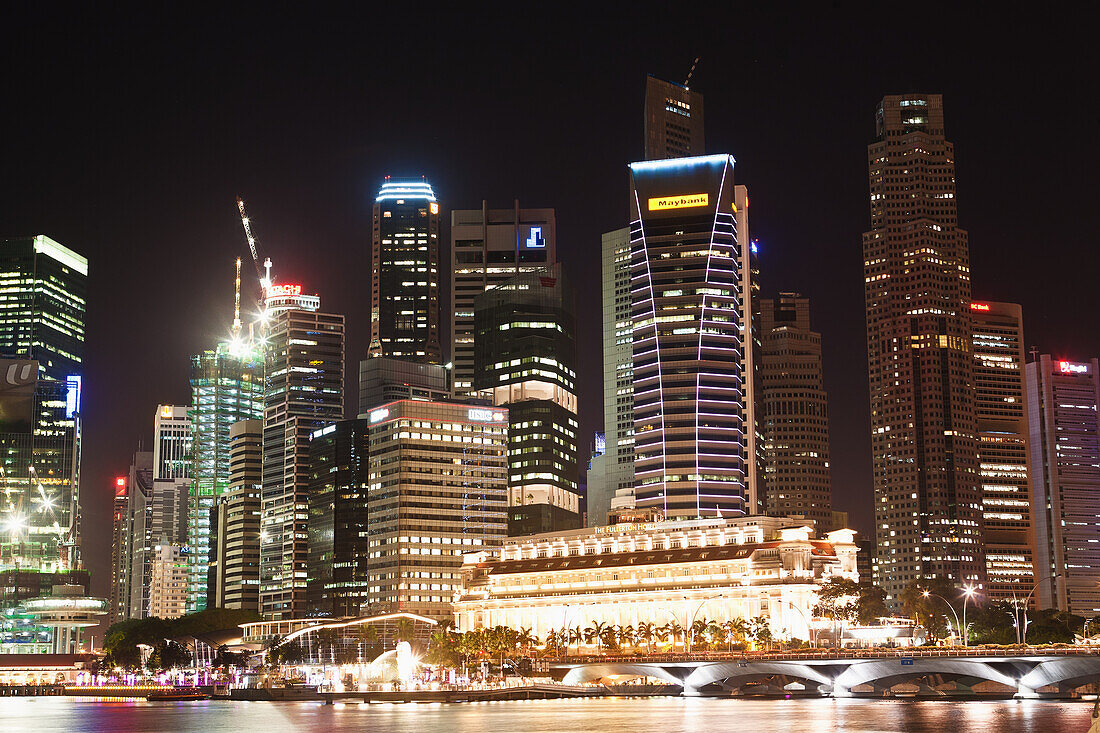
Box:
454, 517, 858, 641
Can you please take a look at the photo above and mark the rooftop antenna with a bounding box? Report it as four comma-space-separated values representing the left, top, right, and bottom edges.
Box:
684, 56, 700, 89
231, 257, 243, 342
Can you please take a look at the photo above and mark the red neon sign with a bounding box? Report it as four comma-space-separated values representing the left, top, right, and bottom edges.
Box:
114, 476, 126, 496
266, 284, 303, 298
970, 303, 990, 311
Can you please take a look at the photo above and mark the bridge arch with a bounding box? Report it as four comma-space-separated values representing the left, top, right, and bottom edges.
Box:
1020, 658, 1100, 692
833, 659, 1017, 693
561, 663, 686, 687
685, 662, 833, 692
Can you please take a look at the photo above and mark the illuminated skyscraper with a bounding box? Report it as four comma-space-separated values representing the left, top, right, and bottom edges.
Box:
188, 346, 263, 612
450, 202, 555, 397
863, 94, 984, 603
212, 419, 262, 612
260, 307, 344, 619
1026, 355, 1100, 616
760, 293, 832, 527
629, 154, 747, 519
369, 179, 441, 364
643, 75, 705, 160
474, 265, 580, 535
970, 302, 1035, 603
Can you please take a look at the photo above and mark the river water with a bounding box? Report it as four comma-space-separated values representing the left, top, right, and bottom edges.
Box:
0, 696, 1090, 732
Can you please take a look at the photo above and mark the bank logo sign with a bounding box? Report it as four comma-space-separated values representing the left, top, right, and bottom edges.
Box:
648, 193, 709, 211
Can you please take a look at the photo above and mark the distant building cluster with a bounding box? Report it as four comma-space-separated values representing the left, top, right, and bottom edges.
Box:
2, 74, 1097, 659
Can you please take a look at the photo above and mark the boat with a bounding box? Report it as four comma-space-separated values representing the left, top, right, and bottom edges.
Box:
145, 687, 210, 701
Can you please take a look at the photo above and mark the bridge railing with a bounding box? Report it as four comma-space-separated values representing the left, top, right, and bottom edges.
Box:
545, 645, 1100, 665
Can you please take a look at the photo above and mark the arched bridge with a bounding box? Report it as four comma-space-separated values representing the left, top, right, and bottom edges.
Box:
552, 648, 1100, 697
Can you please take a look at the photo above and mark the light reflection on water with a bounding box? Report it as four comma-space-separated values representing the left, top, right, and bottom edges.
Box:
0, 696, 1090, 732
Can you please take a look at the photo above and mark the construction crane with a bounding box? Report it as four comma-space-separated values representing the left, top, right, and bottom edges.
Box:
231, 257, 243, 342
684, 56, 701, 89
236, 196, 274, 293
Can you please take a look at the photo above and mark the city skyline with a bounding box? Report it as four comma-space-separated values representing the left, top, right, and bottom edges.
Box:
1, 8, 1097, 611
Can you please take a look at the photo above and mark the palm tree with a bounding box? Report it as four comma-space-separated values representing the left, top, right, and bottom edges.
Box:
748, 616, 773, 651
568, 626, 584, 656
316, 627, 339, 667
517, 627, 538, 657
395, 618, 416, 646
545, 628, 561, 657
584, 621, 610, 655
617, 624, 635, 652
666, 620, 684, 650
722, 619, 747, 652
689, 620, 709, 652
636, 622, 656, 655
358, 624, 379, 663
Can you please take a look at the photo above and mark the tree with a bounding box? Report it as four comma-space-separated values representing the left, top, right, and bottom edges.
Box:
584, 621, 610, 655
147, 640, 192, 671
748, 617, 773, 651
357, 624, 380, 662
689, 619, 709, 652
212, 645, 250, 671
855, 583, 889, 626
900, 578, 958, 641
814, 577, 860, 644
722, 619, 748, 652
395, 618, 416, 645
635, 622, 657, 655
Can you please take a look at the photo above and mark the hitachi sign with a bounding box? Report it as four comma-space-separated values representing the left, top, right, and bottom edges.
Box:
648, 193, 709, 211
1058, 361, 1089, 375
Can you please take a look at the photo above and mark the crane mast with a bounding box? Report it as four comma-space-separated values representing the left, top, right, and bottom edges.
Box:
231, 257, 242, 340
236, 196, 273, 291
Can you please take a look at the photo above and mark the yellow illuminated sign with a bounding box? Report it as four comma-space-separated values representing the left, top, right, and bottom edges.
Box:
648, 193, 709, 211
429, 202, 439, 215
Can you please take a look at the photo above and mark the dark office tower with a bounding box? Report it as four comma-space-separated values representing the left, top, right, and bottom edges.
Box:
760, 294, 832, 528
970, 302, 1035, 604
863, 94, 984, 603
474, 265, 580, 535
307, 419, 370, 617
261, 308, 344, 619
644, 75, 705, 160
369, 179, 441, 364
213, 419, 262, 612
629, 155, 746, 519
358, 357, 450, 415
0, 236, 87, 381
1026, 356, 1100, 616
735, 185, 765, 515
450, 202, 556, 397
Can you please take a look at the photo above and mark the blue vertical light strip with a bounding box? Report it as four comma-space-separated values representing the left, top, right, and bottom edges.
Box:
65, 375, 81, 418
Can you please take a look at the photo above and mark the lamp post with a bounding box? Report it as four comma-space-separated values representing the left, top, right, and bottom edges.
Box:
779, 599, 816, 648
1022, 574, 1061, 645
922, 590, 962, 646
960, 586, 977, 647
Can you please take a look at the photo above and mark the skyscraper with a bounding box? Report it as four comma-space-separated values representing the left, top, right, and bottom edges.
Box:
474, 265, 580, 535
1026, 355, 1100, 616
369, 179, 441, 364
364, 400, 508, 620
212, 419, 262, 611
261, 308, 344, 619
450, 202, 556, 396
643, 75, 705, 160
970, 302, 1035, 603
760, 294, 832, 527
736, 185, 764, 515
188, 345, 263, 612
629, 154, 747, 520
307, 418, 370, 617
863, 94, 984, 603
0, 235, 87, 381
588, 227, 633, 527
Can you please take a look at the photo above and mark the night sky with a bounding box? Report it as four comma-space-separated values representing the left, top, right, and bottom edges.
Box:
3, 7, 1097, 611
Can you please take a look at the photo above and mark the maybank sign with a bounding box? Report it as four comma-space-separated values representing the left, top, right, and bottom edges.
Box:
648, 193, 709, 211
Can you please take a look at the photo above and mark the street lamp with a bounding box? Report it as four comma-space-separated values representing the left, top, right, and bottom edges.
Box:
778, 599, 816, 648
923, 590, 962, 646
1021, 574, 1061, 645
960, 586, 977, 647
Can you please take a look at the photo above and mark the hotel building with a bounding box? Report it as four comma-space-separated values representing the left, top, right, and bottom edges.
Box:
629, 154, 747, 519
970, 302, 1035, 603
1026, 355, 1100, 616
454, 517, 858, 641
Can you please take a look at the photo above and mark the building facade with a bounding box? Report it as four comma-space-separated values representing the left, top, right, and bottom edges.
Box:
589, 227, 634, 527
455, 518, 858, 643
736, 185, 765, 515
147, 543, 188, 619
450, 202, 555, 397
261, 308, 344, 619
1026, 355, 1100, 616
307, 419, 370, 617
212, 419, 262, 611
629, 154, 747, 520
369, 179, 441, 364
862, 94, 983, 602
970, 302, 1035, 603
474, 265, 580, 535
760, 293, 832, 527
358, 356, 449, 415
643, 75, 705, 160
364, 400, 508, 620
188, 345, 263, 612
